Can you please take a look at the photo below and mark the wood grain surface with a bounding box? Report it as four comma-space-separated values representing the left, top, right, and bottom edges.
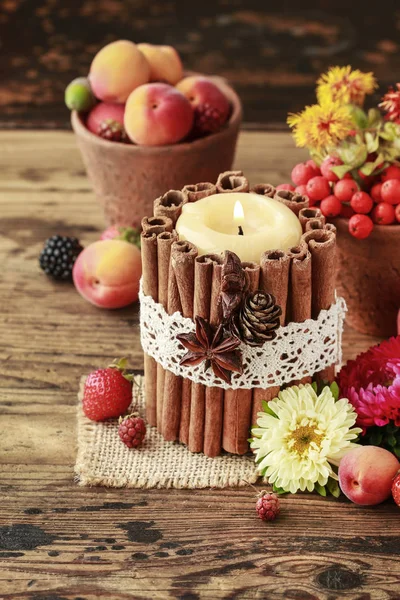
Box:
2, 0, 400, 128
1, 130, 399, 599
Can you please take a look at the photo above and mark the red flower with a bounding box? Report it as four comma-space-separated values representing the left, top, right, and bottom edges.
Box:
379, 84, 400, 123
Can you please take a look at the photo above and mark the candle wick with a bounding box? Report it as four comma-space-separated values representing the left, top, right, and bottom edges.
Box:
238, 225, 244, 236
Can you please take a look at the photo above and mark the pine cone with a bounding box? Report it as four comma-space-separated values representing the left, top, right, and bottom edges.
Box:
237, 291, 281, 347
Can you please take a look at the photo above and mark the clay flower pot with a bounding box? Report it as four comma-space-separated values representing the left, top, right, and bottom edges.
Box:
335, 217, 400, 336
71, 77, 242, 228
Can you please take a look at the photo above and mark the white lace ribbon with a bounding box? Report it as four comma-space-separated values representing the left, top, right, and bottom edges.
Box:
139, 281, 347, 390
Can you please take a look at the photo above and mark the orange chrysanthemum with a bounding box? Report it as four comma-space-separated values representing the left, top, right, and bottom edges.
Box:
317, 66, 377, 106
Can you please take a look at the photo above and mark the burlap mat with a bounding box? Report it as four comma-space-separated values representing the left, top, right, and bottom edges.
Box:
75, 376, 260, 488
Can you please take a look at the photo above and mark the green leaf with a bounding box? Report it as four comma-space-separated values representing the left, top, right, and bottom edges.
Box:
386, 422, 399, 434
338, 144, 368, 169
326, 478, 341, 498
367, 108, 383, 128
364, 132, 380, 154
272, 484, 289, 495
314, 483, 327, 497
262, 402, 278, 418
386, 434, 397, 448
311, 381, 318, 394
351, 106, 368, 129
331, 164, 353, 179
368, 429, 383, 446
393, 446, 400, 458
330, 381, 340, 401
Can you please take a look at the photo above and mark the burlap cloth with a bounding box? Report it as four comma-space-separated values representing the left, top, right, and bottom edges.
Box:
75, 376, 260, 488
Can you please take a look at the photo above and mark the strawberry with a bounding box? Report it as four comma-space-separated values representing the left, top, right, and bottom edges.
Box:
83, 358, 133, 421
392, 471, 400, 507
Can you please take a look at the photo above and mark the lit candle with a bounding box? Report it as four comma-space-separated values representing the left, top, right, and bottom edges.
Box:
176, 192, 302, 262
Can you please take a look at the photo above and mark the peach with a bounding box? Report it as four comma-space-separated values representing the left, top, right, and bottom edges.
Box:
86, 102, 125, 135
137, 43, 183, 85
89, 40, 150, 103
176, 76, 230, 123
72, 240, 141, 309
124, 83, 193, 146
338, 446, 400, 506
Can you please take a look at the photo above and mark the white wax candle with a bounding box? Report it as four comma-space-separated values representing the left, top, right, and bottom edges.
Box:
175, 193, 302, 262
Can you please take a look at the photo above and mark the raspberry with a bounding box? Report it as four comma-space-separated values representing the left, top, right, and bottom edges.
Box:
396, 204, 400, 223
294, 184, 308, 196
371, 202, 396, 225
306, 176, 331, 202
276, 183, 295, 192
255, 491, 280, 522
350, 191, 373, 215
118, 413, 146, 448
348, 214, 374, 239
39, 235, 83, 281
320, 156, 342, 182
291, 162, 315, 186
371, 183, 383, 203
320, 195, 342, 217
194, 103, 226, 135
381, 179, 400, 205
392, 472, 400, 507
306, 159, 321, 177
334, 179, 359, 203
382, 165, 400, 182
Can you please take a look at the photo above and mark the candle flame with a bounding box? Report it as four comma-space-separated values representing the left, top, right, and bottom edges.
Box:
233, 200, 244, 222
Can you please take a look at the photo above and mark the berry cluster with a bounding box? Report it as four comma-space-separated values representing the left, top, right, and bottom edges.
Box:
285, 158, 400, 239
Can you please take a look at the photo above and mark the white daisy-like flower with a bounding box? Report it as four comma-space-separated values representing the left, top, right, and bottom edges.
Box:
250, 384, 362, 494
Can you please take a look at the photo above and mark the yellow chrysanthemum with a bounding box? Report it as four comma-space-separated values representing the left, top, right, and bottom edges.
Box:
250, 384, 361, 495
317, 65, 377, 106
287, 102, 353, 151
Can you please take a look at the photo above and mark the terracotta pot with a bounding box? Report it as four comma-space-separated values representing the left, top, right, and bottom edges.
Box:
335, 217, 400, 336
71, 77, 242, 228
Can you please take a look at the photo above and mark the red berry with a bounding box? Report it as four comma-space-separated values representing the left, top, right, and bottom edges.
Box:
276, 183, 295, 192
320, 195, 342, 217
118, 413, 146, 448
291, 162, 315, 186
371, 183, 383, 203
306, 176, 331, 202
350, 191, 373, 215
381, 179, 400, 205
340, 204, 355, 219
306, 159, 321, 177
382, 165, 400, 182
395, 204, 400, 223
320, 156, 342, 182
393, 472, 400, 507
348, 214, 374, 239
371, 202, 396, 225
255, 491, 280, 522
294, 184, 308, 196
334, 179, 359, 203
82, 360, 133, 421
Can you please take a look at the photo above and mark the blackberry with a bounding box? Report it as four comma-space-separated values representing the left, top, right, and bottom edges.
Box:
39, 235, 83, 280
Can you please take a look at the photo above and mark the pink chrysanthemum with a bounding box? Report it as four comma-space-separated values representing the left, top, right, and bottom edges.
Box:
337, 336, 400, 430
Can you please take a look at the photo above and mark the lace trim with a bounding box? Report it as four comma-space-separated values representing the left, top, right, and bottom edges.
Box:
139, 281, 347, 390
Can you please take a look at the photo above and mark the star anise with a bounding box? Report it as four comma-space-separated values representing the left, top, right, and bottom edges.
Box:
219, 250, 248, 322
177, 316, 243, 384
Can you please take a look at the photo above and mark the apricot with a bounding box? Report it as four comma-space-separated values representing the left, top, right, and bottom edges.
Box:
124, 83, 193, 146
89, 40, 150, 103
137, 43, 183, 85
72, 240, 141, 309
176, 76, 230, 123
338, 446, 400, 506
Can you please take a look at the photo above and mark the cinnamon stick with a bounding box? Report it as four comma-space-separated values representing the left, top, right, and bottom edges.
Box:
186, 254, 215, 452
305, 217, 326, 231
153, 190, 188, 225
182, 182, 217, 202
141, 215, 173, 234
162, 241, 198, 441
141, 231, 159, 426
274, 190, 309, 216
252, 249, 290, 426
222, 262, 260, 455
298, 207, 324, 232
216, 170, 249, 193
202, 255, 224, 457
325, 222, 337, 234
250, 183, 276, 198
156, 230, 178, 430
302, 228, 337, 383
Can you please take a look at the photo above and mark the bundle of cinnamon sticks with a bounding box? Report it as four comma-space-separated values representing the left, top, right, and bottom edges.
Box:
141, 172, 337, 457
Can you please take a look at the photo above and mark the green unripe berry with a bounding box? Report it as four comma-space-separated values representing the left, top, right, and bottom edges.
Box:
65, 77, 96, 112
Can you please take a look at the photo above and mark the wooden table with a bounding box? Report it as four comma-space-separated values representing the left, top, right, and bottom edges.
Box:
1, 130, 398, 600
